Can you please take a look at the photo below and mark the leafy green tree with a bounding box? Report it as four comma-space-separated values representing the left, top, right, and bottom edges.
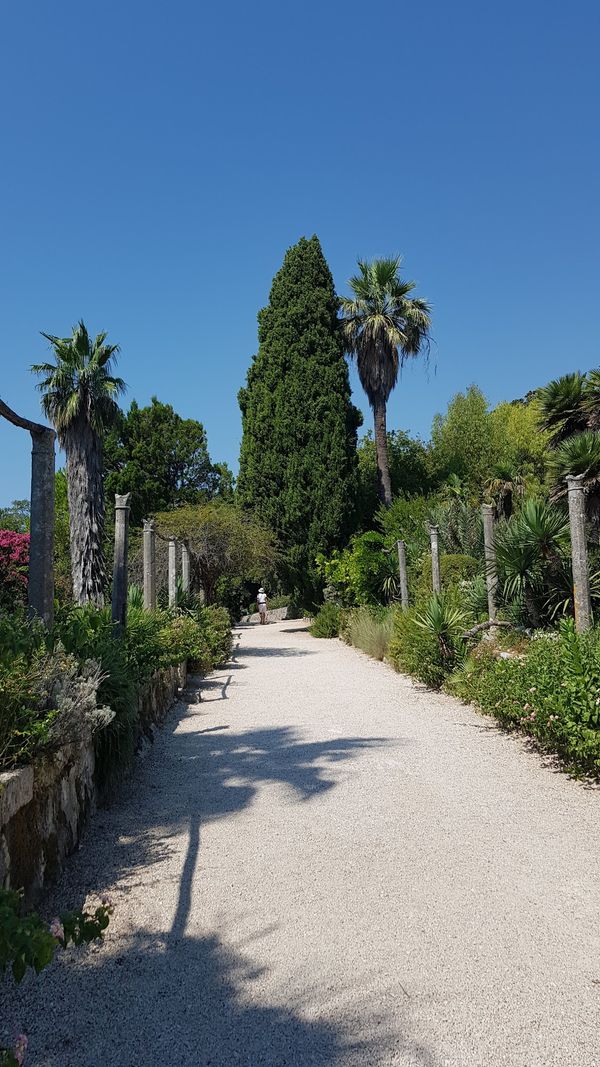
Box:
104, 397, 229, 525
0, 501, 29, 533
237, 236, 361, 602
154, 502, 277, 604
32, 321, 125, 606
340, 257, 432, 506
356, 430, 431, 529
430, 386, 494, 489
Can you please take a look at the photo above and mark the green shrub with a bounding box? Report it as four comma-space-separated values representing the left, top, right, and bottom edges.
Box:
388, 593, 468, 689
0, 614, 111, 771
447, 619, 600, 775
343, 606, 394, 661
415, 553, 480, 601
310, 603, 341, 638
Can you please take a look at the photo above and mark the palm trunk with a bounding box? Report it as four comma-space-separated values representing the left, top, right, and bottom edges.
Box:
65, 421, 107, 606
373, 399, 392, 507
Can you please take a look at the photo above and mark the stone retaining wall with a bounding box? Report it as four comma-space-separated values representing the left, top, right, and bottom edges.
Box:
0, 662, 186, 906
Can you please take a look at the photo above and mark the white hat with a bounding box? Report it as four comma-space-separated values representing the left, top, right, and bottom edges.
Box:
258, 587, 264, 592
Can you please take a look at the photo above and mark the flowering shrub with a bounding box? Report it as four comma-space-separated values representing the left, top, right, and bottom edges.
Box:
0, 889, 114, 1064
0, 531, 29, 611
447, 619, 600, 775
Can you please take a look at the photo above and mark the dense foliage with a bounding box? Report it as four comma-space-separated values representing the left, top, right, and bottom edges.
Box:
0, 531, 29, 611
448, 621, 600, 775
153, 502, 277, 608
237, 236, 361, 604
104, 397, 232, 525
0, 604, 231, 775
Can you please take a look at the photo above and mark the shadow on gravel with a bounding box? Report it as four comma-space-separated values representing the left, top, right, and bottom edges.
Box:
236, 645, 315, 658
2, 723, 427, 1065
9, 924, 419, 1066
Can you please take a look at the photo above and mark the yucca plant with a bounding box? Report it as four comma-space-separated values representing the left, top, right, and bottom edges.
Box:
415, 592, 468, 664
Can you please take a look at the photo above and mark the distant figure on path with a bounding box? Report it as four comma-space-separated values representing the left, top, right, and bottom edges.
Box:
257, 587, 268, 624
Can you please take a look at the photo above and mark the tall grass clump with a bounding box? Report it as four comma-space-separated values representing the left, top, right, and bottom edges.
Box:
344, 606, 394, 661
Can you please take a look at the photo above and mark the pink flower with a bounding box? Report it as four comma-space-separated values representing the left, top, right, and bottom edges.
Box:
14, 1034, 28, 1065
49, 918, 64, 941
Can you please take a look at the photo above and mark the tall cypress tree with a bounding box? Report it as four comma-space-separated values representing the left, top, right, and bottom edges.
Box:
238, 235, 361, 603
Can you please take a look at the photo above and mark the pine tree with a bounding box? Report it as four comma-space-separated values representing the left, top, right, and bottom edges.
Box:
237, 236, 361, 603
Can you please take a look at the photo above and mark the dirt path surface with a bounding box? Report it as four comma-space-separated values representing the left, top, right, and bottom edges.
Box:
3, 620, 600, 1066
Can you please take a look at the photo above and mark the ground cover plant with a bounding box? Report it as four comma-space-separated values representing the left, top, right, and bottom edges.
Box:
447, 619, 600, 775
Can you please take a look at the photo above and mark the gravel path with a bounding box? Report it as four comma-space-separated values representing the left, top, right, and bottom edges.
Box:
3, 620, 600, 1066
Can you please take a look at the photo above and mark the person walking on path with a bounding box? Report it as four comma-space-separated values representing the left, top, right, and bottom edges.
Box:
257, 587, 268, 624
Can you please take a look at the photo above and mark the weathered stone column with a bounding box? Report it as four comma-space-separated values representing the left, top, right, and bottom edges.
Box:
168, 537, 177, 607
28, 428, 55, 627
396, 540, 409, 611
181, 542, 190, 593
111, 493, 131, 630
481, 504, 497, 622
429, 524, 441, 594
143, 519, 156, 611
567, 475, 592, 632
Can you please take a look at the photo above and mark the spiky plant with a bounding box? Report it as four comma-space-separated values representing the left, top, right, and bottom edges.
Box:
414, 592, 468, 664
548, 429, 600, 534
32, 321, 125, 606
340, 257, 431, 506
494, 499, 570, 627
538, 372, 589, 446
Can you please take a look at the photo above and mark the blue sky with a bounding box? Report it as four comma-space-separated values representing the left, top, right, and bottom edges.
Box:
1, 0, 599, 503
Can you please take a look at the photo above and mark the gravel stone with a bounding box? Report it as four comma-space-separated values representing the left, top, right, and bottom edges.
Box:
2, 619, 600, 1066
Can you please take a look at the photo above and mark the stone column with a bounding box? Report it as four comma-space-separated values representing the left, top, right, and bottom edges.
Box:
168, 537, 177, 607
481, 504, 497, 622
181, 542, 190, 593
143, 519, 156, 611
429, 524, 441, 594
567, 475, 592, 632
28, 428, 55, 627
396, 540, 409, 611
111, 493, 131, 631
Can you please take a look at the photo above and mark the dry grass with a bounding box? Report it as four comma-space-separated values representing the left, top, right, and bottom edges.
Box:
345, 607, 395, 661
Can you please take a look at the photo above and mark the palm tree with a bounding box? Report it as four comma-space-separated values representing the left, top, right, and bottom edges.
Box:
340, 257, 432, 507
538, 372, 589, 445
32, 321, 125, 606
485, 464, 525, 521
548, 430, 600, 541
494, 499, 570, 627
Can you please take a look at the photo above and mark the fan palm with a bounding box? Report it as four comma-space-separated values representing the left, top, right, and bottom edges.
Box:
485, 464, 525, 521
538, 372, 589, 446
340, 257, 431, 507
494, 499, 570, 627
32, 321, 125, 606
548, 430, 600, 541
